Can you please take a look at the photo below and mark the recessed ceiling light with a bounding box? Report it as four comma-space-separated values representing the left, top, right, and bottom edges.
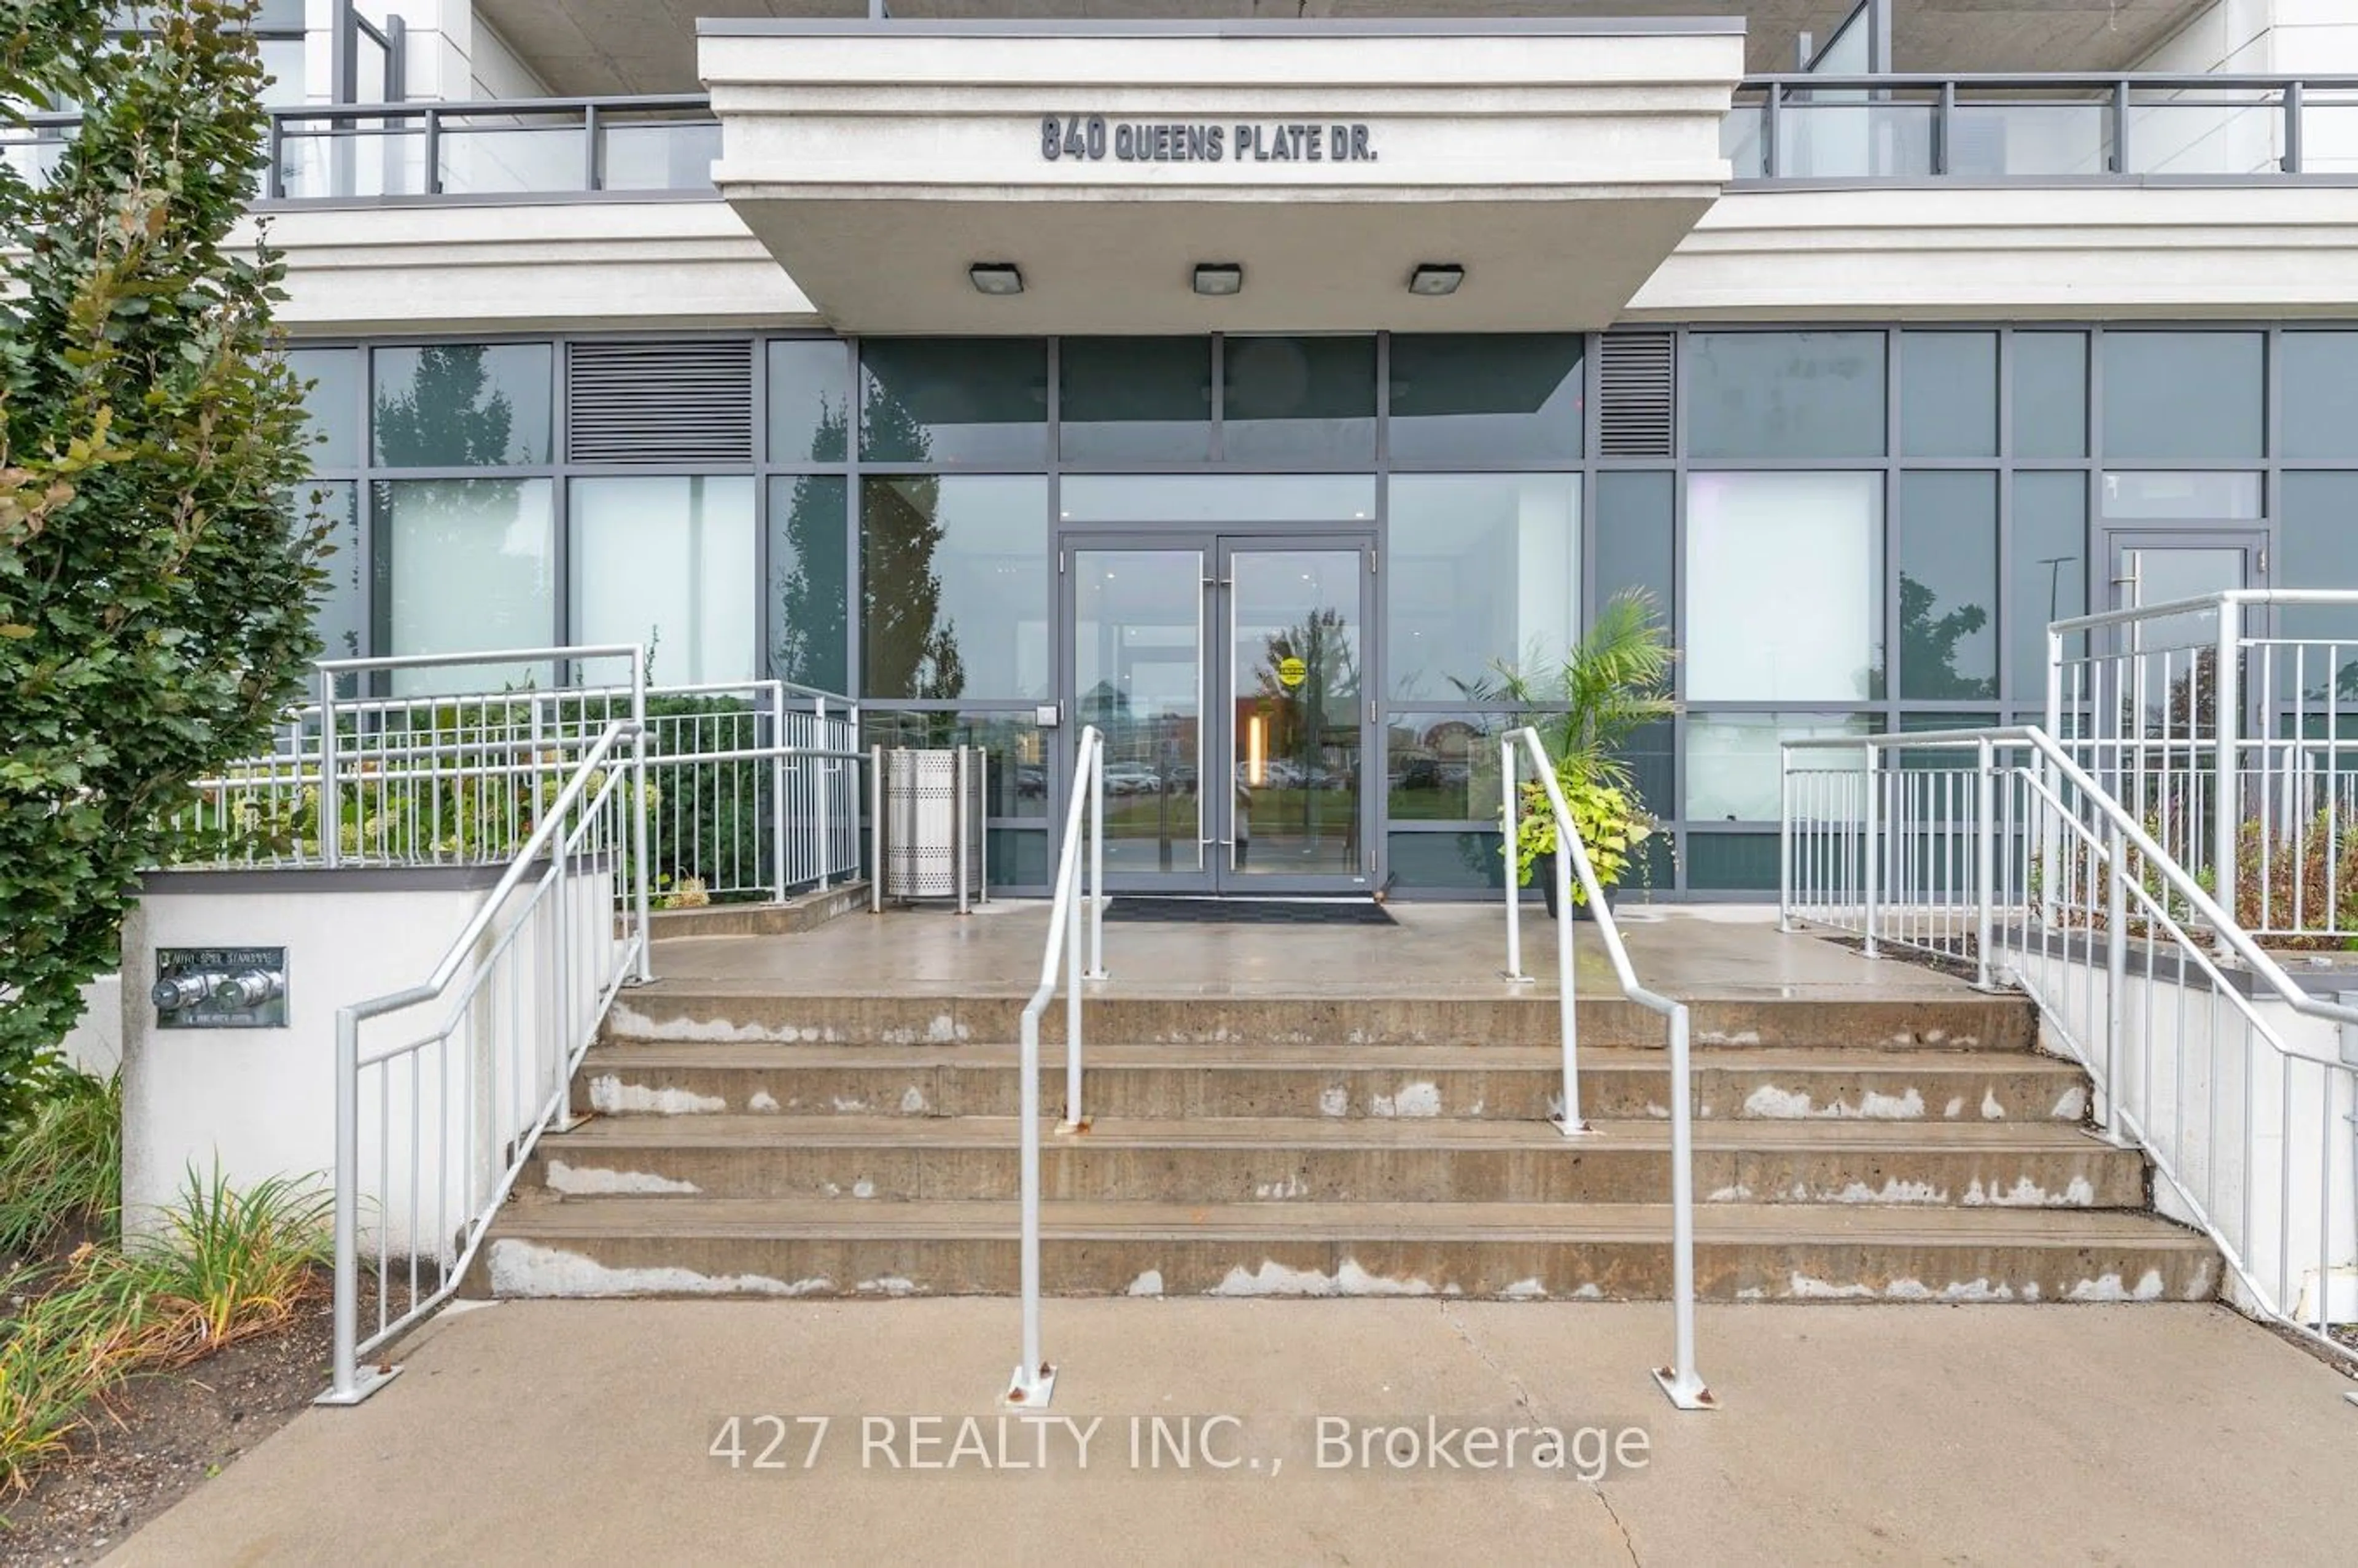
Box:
1193, 263, 1244, 297
1408, 263, 1465, 297
969, 262, 1024, 296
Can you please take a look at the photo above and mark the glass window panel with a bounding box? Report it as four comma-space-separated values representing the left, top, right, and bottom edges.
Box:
1686, 472, 1884, 702
860, 476, 1049, 700
1221, 336, 1376, 464
1387, 335, 1584, 465
286, 347, 360, 470
987, 830, 1048, 887
767, 340, 850, 464
860, 339, 1047, 464
2100, 331, 2263, 460
1075, 547, 1205, 872
1057, 474, 1376, 524
1386, 475, 1579, 702
372, 344, 552, 467
2282, 332, 2358, 461
1899, 472, 1998, 701
1595, 471, 1675, 622
256, 36, 305, 107
293, 480, 363, 662
768, 474, 849, 693
1688, 331, 1886, 460
1386, 830, 1510, 891
1059, 337, 1213, 463
2100, 471, 2263, 520
570, 476, 757, 687
2009, 472, 2088, 701
1900, 332, 1998, 458
862, 712, 1049, 820
1687, 713, 1871, 822
2012, 331, 2089, 459
2281, 473, 2358, 640
375, 477, 554, 694
1385, 712, 1510, 823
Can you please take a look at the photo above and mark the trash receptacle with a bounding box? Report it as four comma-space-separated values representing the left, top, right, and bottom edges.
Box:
870, 745, 988, 912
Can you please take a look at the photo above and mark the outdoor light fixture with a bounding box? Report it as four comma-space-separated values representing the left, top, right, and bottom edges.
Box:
1408, 263, 1465, 297
968, 262, 1024, 296
1193, 263, 1244, 297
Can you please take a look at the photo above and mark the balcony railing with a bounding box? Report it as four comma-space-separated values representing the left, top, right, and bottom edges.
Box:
1727, 74, 2358, 183
1, 95, 719, 201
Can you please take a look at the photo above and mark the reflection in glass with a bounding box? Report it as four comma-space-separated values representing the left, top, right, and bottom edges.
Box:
1385, 712, 1507, 823
1060, 338, 1213, 463
1686, 472, 1883, 701
2100, 332, 2263, 461
862, 711, 1049, 820
292, 480, 362, 663
1387, 335, 1584, 465
1687, 713, 1870, 821
375, 477, 554, 694
1057, 474, 1374, 524
768, 475, 849, 693
860, 340, 1047, 464
860, 476, 1048, 700
768, 340, 850, 463
1688, 332, 1886, 460
1076, 549, 1204, 873
1230, 549, 1363, 877
1221, 337, 1376, 465
571, 476, 757, 686
286, 348, 361, 469
2008, 472, 2087, 700
1899, 472, 1998, 700
1900, 333, 1997, 458
372, 344, 551, 467
1386, 475, 1579, 701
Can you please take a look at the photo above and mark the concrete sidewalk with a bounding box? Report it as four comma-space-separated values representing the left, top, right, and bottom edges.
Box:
106, 1300, 2356, 1567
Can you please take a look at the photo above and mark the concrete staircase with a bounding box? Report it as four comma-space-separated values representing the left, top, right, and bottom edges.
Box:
471, 989, 2219, 1303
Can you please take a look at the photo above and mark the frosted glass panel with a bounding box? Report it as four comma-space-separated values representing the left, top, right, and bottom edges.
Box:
1387, 474, 1579, 702
1686, 472, 1883, 701
570, 476, 757, 686
378, 478, 554, 695
1687, 713, 1870, 822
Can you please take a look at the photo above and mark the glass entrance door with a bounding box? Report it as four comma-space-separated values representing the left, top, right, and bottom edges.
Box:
1062, 531, 1375, 894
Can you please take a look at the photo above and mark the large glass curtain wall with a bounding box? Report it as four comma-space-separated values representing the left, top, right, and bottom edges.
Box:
281, 326, 2358, 893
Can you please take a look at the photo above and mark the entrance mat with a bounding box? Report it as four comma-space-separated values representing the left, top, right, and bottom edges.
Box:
1103, 897, 1396, 926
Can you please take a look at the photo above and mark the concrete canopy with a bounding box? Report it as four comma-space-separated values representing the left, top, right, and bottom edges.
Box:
699, 20, 1746, 335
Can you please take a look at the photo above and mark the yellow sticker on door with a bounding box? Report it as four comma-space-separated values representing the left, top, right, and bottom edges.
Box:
1277, 656, 1307, 689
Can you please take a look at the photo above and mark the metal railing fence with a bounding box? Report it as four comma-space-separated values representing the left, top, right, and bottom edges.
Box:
318, 718, 647, 1403
1783, 726, 2358, 1359
1005, 724, 1105, 1413
1501, 728, 1713, 1411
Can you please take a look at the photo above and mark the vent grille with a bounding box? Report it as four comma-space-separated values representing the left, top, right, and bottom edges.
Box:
1597, 332, 1676, 457
566, 341, 754, 463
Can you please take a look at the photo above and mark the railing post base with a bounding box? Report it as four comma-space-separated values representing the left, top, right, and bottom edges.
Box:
1003, 1364, 1057, 1411
1550, 1116, 1595, 1139
1651, 1365, 1716, 1413
315, 1363, 402, 1408
1054, 1118, 1089, 1137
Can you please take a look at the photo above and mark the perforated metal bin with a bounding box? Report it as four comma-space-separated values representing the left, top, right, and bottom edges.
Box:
869, 745, 989, 912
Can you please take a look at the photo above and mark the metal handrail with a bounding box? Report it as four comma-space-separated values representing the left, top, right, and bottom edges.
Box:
323, 717, 647, 1404
1005, 723, 1105, 1411
1500, 728, 1713, 1412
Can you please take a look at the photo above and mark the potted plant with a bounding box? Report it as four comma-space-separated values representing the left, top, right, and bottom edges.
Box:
1460, 588, 1676, 919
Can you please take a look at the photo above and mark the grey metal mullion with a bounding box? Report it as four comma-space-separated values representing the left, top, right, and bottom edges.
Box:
2284, 80, 2303, 174
1209, 333, 1226, 462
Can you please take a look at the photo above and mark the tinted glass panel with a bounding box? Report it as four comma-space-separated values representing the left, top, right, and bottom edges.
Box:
767, 339, 850, 464
860, 476, 1049, 699
768, 475, 849, 692
1899, 472, 1998, 700
1595, 471, 1675, 619
1387, 335, 1584, 464
372, 344, 552, 467
286, 347, 361, 469
1057, 474, 1375, 524
571, 476, 757, 686
1900, 332, 1998, 457
2282, 333, 2358, 461
2279, 473, 2358, 640
1221, 336, 1376, 464
1687, 713, 1870, 821
1687, 472, 1883, 701
1688, 331, 1886, 460
1385, 712, 1509, 823
1386, 831, 1509, 891
1059, 337, 1213, 463
1683, 833, 1786, 892
2012, 332, 2088, 459
375, 477, 554, 693
1386, 475, 1579, 702
860, 340, 1048, 464
294, 479, 363, 662
2009, 472, 2088, 701
2101, 332, 2263, 460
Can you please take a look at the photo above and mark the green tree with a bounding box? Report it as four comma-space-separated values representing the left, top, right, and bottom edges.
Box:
0, 1, 329, 1125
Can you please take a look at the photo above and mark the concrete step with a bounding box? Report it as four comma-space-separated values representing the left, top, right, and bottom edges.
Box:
577, 1041, 2093, 1124
605, 989, 2037, 1052
524, 1115, 2141, 1208
472, 1197, 2217, 1303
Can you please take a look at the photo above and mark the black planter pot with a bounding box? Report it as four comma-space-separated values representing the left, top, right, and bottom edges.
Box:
1534, 850, 1613, 921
